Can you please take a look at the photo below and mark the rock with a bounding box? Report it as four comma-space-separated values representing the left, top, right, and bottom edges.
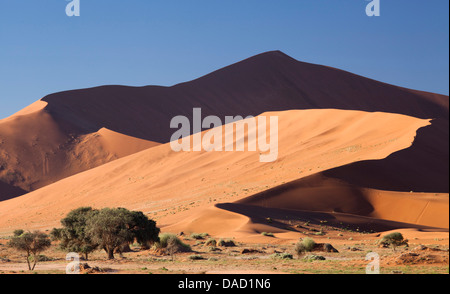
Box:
314, 243, 339, 253
80, 263, 106, 274
324, 243, 339, 253
350, 247, 362, 252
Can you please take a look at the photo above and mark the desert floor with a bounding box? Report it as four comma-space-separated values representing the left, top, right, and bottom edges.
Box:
1, 222, 448, 275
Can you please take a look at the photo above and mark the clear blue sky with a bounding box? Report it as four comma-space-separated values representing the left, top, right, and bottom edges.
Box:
0, 0, 448, 119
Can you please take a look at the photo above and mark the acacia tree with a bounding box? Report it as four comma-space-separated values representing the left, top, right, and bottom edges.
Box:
52, 207, 160, 260
127, 210, 160, 249
8, 230, 51, 270
85, 208, 134, 260
50, 207, 99, 260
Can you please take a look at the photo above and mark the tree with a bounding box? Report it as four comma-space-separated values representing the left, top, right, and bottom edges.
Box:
86, 208, 135, 260
8, 231, 51, 270
50, 207, 99, 260
52, 207, 160, 260
127, 210, 160, 249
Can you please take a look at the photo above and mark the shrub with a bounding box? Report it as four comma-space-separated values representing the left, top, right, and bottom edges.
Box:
261, 232, 275, 237
188, 254, 205, 261
208, 247, 221, 252
303, 255, 326, 261
295, 237, 316, 257
379, 232, 408, 251
205, 238, 217, 247
271, 253, 293, 260
190, 233, 209, 240
155, 233, 191, 253
217, 239, 236, 247
13, 229, 24, 237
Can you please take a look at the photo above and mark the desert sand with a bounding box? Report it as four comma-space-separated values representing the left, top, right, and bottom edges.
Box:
0, 109, 447, 241
0, 52, 448, 259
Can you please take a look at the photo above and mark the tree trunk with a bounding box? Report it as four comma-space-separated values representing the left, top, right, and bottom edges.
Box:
26, 253, 31, 271
31, 257, 37, 271
107, 248, 115, 260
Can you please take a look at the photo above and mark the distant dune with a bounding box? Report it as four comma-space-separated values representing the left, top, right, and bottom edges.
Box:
0, 51, 448, 241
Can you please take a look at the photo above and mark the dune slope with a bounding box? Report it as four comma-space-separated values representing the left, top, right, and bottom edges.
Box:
0, 109, 445, 237
0, 108, 158, 199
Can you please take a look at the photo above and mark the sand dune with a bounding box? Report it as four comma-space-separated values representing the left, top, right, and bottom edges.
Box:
0, 107, 158, 200
233, 175, 449, 228
165, 202, 448, 243
1, 51, 448, 200
0, 109, 443, 237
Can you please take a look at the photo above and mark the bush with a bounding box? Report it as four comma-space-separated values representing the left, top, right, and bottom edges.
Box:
261, 232, 275, 237
295, 238, 316, 257
155, 233, 191, 253
205, 238, 217, 247
303, 255, 326, 261
271, 253, 293, 260
188, 254, 205, 261
379, 232, 408, 251
13, 229, 24, 237
217, 239, 236, 247
190, 233, 209, 240
208, 247, 221, 252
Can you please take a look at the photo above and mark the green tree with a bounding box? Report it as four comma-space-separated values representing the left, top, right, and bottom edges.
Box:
8, 231, 51, 270
127, 210, 160, 249
86, 208, 133, 259
86, 208, 159, 259
50, 207, 99, 260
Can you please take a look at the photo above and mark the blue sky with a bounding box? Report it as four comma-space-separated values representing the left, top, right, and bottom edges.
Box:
0, 0, 448, 119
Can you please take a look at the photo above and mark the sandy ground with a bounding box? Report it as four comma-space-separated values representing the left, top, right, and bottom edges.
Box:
0, 225, 448, 275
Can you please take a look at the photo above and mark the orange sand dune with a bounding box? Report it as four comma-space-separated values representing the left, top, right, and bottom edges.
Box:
0, 107, 158, 200
233, 175, 449, 228
0, 109, 443, 238
1, 51, 448, 200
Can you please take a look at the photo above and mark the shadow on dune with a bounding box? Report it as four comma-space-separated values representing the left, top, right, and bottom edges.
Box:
0, 181, 27, 202
215, 203, 448, 233
323, 119, 449, 193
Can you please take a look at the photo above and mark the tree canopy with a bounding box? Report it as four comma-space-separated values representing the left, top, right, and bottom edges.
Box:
52, 207, 159, 260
